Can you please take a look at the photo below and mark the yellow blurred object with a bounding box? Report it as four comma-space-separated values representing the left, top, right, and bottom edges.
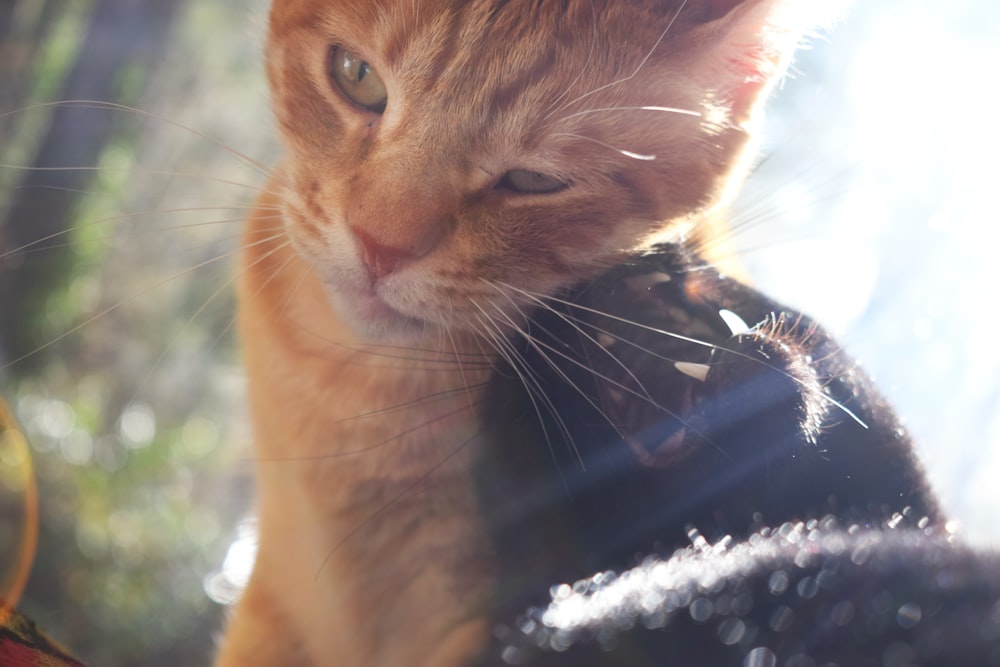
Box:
0, 396, 38, 626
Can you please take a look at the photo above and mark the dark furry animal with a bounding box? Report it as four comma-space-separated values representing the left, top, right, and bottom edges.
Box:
473, 243, 1000, 665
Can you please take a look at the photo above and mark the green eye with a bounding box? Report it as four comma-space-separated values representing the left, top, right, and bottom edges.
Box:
498, 169, 568, 194
328, 45, 387, 113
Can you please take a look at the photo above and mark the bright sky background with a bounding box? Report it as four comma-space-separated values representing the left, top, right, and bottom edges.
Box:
738, 0, 1000, 546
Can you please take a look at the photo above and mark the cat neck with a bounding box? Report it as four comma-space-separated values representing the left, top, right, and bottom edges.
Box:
231, 169, 495, 665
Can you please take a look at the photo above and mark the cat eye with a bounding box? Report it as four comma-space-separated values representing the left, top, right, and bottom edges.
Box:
327, 45, 388, 113
497, 169, 568, 195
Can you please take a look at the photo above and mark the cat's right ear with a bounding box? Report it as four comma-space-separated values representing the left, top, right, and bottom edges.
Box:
683, 0, 852, 125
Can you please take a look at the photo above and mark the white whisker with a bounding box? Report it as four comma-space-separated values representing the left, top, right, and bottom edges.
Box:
484, 286, 671, 432
544, 0, 600, 115
551, 133, 657, 161
519, 284, 866, 428
543, 0, 690, 120
559, 105, 701, 122
494, 279, 654, 404
469, 298, 578, 477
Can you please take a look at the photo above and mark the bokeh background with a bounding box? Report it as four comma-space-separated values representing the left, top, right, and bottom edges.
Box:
0, 0, 997, 663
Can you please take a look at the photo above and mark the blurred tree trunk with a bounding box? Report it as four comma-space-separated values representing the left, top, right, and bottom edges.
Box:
0, 0, 69, 142
0, 0, 185, 372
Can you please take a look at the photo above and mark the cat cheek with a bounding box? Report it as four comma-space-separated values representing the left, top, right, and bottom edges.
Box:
278, 195, 356, 283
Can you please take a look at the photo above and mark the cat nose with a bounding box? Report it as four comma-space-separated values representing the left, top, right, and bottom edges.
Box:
350, 225, 440, 281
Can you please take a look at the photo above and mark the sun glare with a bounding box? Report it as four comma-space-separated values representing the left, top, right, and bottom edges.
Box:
742, 1, 1000, 546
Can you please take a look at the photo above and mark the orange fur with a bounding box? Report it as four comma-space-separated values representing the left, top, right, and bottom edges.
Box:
219, 1, 841, 664
221, 173, 495, 665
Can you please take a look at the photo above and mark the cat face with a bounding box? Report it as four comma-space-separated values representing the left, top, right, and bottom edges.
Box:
264, 0, 809, 341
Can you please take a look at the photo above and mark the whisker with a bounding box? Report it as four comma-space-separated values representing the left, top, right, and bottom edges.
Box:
0, 163, 273, 194
469, 301, 576, 475
254, 398, 485, 462
0, 230, 286, 371
485, 291, 664, 442
124, 252, 253, 405
309, 338, 495, 371
522, 297, 696, 368
1, 213, 263, 260
518, 284, 866, 428
483, 296, 603, 469
703, 173, 853, 256
286, 325, 493, 370
532, 287, 730, 351
445, 325, 479, 413
327, 382, 490, 426
494, 280, 654, 403
245, 263, 493, 370
543, 0, 690, 120
558, 105, 701, 122
544, 0, 599, 115
550, 133, 656, 161
0, 100, 270, 175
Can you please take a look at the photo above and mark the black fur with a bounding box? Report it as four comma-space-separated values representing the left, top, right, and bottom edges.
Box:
480, 525, 1000, 666
471, 243, 999, 665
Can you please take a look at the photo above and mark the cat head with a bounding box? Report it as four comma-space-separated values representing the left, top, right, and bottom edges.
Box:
264, 0, 840, 342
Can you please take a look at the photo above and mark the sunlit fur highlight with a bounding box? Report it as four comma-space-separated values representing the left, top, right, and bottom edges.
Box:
219, 1, 843, 665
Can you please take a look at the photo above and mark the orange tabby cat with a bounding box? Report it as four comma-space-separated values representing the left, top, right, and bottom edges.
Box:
218, 1, 841, 664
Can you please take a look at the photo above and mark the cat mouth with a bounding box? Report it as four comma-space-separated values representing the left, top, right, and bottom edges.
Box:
322, 280, 427, 340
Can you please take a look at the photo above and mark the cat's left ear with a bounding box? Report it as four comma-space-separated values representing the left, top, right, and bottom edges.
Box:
686, 0, 851, 125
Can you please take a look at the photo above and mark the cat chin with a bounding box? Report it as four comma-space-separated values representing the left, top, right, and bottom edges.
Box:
321, 280, 430, 343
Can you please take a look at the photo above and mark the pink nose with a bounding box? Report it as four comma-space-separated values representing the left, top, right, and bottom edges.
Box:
350, 226, 420, 281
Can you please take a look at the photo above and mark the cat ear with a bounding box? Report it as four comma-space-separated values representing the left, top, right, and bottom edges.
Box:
687, 0, 851, 125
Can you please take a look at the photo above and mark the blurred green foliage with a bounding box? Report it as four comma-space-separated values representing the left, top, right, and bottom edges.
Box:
1, 0, 273, 664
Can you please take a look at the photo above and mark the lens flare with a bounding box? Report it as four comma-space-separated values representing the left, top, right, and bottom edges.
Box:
0, 397, 38, 624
